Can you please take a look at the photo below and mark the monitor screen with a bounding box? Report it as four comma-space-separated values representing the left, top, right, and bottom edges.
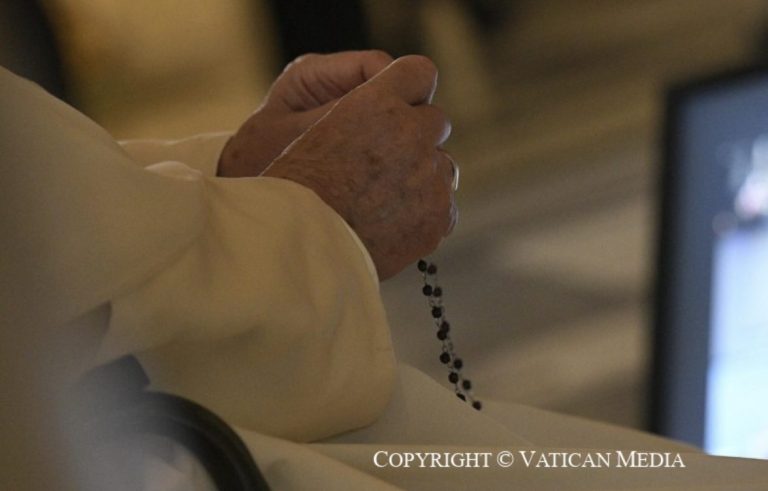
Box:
653, 66, 768, 459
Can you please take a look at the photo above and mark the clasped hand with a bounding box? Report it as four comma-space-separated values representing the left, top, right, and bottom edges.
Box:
218, 50, 456, 280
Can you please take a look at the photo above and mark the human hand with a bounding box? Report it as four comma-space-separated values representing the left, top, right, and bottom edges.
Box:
217, 50, 394, 177
263, 55, 456, 280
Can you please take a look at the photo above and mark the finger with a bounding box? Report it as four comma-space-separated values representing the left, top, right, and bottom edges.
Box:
363, 55, 438, 105
414, 104, 452, 145
438, 152, 459, 235
274, 50, 394, 109
436, 149, 456, 190
405, 150, 453, 257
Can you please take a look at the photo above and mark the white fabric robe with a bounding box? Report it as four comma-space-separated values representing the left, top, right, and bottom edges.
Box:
1, 66, 767, 490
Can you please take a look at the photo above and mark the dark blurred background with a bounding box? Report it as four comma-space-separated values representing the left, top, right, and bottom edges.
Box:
2, 0, 767, 431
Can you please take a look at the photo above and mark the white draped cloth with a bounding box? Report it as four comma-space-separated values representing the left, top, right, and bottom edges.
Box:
1, 66, 767, 490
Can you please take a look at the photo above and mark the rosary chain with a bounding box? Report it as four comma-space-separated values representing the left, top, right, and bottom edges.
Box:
417, 260, 482, 411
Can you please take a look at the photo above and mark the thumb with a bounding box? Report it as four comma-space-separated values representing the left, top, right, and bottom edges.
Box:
361, 55, 438, 106
270, 50, 394, 111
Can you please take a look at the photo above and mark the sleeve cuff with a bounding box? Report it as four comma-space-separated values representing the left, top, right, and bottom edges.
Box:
119, 132, 233, 177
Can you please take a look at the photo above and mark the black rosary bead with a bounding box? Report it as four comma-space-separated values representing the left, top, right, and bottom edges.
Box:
431, 306, 443, 318
452, 358, 463, 370
426, 264, 437, 275
432, 287, 443, 297
436, 329, 448, 341
417, 260, 428, 272
457, 393, 466, 401
448, 372, 459, 384
440, 321, 450, 332
422, 285, 433, 296
462, 379, 472, 390
472, 401, 482, 411
439, 352, 451, 364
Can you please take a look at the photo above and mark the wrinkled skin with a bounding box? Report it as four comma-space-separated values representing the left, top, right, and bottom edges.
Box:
219, 52, 456, 280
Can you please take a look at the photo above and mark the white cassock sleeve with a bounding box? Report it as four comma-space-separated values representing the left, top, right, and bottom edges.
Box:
0, 65, 395, 452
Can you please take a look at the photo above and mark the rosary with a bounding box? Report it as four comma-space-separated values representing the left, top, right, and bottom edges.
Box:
417, 259, 482, 411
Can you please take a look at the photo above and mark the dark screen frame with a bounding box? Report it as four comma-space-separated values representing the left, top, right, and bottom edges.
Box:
650, 63, 768, 447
